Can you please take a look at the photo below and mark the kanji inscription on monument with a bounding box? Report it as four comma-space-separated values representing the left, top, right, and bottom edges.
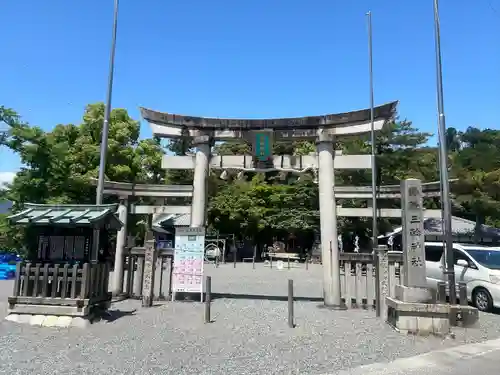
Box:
401, 179, 427, 288
142, 239, 156, 307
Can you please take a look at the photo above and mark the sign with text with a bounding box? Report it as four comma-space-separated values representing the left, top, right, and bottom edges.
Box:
401, 179, 427, 288
253, 130, 273, 161
172, 227, 205, 295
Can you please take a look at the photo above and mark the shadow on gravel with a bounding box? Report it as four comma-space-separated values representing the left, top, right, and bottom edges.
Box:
101, 309, 137, 323
211, 293, 323, 302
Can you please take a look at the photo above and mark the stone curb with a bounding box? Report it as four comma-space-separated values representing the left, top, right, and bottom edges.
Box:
322, 337, 500, 375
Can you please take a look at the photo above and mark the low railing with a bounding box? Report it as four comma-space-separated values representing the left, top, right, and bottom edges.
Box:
8, 262, 111, 316
120, 247, 402, 309
123, 247, 173, 300
339, 252, 402, 308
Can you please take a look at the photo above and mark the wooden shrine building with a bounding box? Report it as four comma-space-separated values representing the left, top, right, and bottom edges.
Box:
5, 204, 123, 327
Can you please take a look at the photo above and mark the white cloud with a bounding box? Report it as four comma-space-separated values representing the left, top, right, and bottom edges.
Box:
0, 172, 16, 188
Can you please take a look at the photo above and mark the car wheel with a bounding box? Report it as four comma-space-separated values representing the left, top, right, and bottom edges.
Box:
473, 288, 493, 312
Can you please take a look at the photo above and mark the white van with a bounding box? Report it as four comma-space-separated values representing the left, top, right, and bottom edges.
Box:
425, 242, 500, 312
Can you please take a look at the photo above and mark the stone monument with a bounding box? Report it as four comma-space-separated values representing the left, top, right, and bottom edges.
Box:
398, 179, 432, 301
386, 179, 479, 336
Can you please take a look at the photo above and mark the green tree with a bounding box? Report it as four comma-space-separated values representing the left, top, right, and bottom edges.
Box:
208, 174, 318, 244
0, 104, 165, 250
451, 127, 500, 227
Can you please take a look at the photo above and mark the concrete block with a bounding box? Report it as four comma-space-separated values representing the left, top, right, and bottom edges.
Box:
396, 315, 411, 331
395, 285, 435, 303
416, 317, 434, 335
449, 305, 479, 327
54, 316, 73, 328
386, 297, 452, 337
41, 315, 59, 327
29, 315, 46, 326
406, 316, 418, 333
5, 314, 20, 323
432, 317, 450, 335
17, 314, 33, 324
70, 317, 91, 329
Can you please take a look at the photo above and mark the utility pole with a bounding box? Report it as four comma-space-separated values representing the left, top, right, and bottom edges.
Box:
96, 0, 119, 205
433, 0, 456, 300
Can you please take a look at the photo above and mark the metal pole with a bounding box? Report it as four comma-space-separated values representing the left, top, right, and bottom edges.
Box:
288, 279, 294, 328
367, 11, 381, 317
366, 11, 377, 247
204, 276, 211, 323
96, 0, 119, 205
433, 0, 456, 302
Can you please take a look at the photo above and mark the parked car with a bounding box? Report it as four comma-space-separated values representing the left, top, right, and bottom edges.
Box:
424, 242, 500, 312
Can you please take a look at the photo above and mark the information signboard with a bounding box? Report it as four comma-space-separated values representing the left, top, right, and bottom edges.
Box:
172, 227, 205, 300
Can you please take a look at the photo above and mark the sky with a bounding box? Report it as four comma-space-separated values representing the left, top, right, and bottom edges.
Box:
1, 0, 499, 180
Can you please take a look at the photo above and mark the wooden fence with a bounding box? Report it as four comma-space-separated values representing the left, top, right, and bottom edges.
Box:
8, 262, 111, 316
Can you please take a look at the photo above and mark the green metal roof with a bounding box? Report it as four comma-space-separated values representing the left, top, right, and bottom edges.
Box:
153, 213, 191, 230
8, 203, 123, 228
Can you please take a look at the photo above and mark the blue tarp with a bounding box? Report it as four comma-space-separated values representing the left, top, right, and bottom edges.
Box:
0, 253, 21, 280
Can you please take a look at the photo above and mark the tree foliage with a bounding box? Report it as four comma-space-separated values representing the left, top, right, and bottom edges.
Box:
2, 103, 500, 252
0, 103, 165, 251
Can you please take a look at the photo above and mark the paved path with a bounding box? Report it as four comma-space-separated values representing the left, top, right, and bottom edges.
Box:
331, 337, 500, 375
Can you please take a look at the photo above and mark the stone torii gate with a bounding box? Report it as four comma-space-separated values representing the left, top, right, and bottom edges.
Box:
92, 179, 192, 295
140, 101, 398, 308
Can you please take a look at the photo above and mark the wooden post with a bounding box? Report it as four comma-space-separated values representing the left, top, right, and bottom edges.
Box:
80, 263, 90, 299
288, 279, 294, 328
305, 255, 309, 270
142, 239, 157, 307
375, 245, 389, 320
41, 263, 49, 297
204, 276, 212, 324
168, 256, 174, 298
233, 247, 237, 268
252, 245, 256, 269
12, 262, 22, 297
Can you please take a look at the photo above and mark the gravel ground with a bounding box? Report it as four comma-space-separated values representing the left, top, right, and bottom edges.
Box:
0, 263, 500, 375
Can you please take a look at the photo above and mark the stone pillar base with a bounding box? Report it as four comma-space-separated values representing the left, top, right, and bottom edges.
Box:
386, 296, 479, 336
317, 303, 348, 311
395, 284, 435, 303
386, 296, 450, 336
5, 313, 99, 329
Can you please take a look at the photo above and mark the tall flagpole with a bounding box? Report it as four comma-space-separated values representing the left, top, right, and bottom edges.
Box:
96, 0, 120, 205
433, 0, 456, 301
367, 11, 377, 245
366, 11, 380, 316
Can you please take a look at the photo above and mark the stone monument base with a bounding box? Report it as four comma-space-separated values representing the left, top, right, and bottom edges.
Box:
395, 284, 435, 303
386, 297, 479, 336
386, 296, 450, 336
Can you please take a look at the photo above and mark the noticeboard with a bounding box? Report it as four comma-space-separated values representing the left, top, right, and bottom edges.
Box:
172, 227, 205, 296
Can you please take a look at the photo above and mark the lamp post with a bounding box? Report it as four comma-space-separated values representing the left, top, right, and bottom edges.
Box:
96, 0, 119, 205
433, 0, 456, 300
